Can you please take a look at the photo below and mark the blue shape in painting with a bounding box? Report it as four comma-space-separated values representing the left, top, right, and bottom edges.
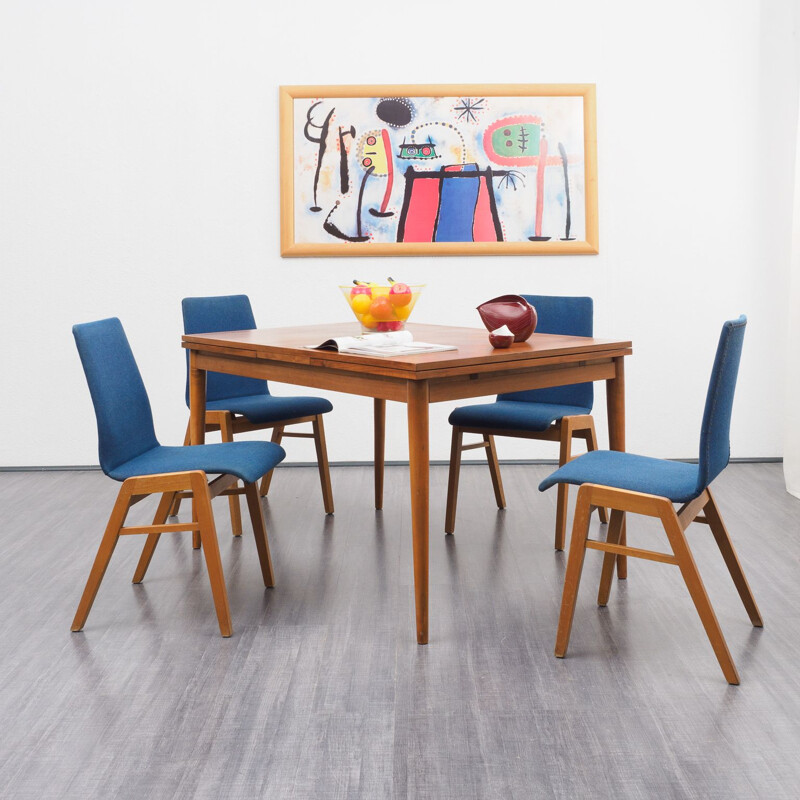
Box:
435, 164, 479, 242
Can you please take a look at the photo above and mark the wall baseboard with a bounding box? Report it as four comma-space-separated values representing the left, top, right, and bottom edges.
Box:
0, 457, 784, 472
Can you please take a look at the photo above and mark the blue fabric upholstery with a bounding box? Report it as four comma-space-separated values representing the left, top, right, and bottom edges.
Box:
449, 400, 592, 432
450, 295, 594, 431
207, 394, 332, 424
498, 295, 594, 410
182, 295, 268, 403
107, 442, 285, 484
538, 450, 702, 503
697, 316, 747, 489
73, 318, 159, 475
74, 317, 286, 483
539, 316, 747, 502
182, 295, 333, 422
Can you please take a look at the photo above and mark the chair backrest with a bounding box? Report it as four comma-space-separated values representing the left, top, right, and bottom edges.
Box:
497, 294, 594, 409
73, 317, 159, 476
696, 315, 747, 491
182, 295, 269, 406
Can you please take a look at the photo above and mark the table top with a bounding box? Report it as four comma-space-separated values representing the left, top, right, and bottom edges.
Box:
183, 322, 633, 377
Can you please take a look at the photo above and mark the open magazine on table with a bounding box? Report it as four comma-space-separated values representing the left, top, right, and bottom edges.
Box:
306, 330, 457, 357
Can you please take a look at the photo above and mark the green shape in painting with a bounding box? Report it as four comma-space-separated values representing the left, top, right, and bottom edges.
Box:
491, 123, 540, 158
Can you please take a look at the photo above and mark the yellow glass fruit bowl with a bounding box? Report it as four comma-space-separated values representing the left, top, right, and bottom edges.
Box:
340, 283, 424, 333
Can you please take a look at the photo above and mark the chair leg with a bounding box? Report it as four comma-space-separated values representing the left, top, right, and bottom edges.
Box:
597, 509, 625, 606
260, 426, 284, 497
555, 485, 594, 658
703, 490, 763, 627
660, 502, 740, 685
170, 419, 201, 551
132, 492, 175, 583
484, 435, 506, 510
586, 419, 609, 524
217, 413, 243, 536
191, 474, 232, 637
312, 415, 334, 515
554, 424, 574, 551
616, 516, 628, 580
169, 423, 192, 517
444, 427, 463, 534
72, 484, 133, 631
244, 481, 275, 587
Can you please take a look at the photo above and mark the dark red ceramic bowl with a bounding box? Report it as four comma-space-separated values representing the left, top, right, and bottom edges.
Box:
477, 295, 537, 342
488, 332, 514, 349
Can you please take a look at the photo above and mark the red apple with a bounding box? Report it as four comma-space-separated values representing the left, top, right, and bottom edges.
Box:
376, 320, 403, 332
350, 284, 372, 299
389, 282, 412, 307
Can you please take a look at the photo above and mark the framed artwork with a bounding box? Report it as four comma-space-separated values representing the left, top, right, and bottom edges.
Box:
279, 84, 598, 257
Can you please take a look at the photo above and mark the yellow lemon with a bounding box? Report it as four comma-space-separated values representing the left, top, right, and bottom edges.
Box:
350, 294, 371, 315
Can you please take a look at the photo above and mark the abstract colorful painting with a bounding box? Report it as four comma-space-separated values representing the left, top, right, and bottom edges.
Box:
280, 85, 598, 256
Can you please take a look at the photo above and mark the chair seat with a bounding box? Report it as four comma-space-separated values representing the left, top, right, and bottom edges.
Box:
206, 394, 333, 425
538, 450, 702, 503
108, 441, 286, 484
449, 400, 592, 433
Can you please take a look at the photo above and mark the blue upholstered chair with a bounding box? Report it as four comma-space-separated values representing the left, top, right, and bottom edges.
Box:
540, 316, 762, 684
170, 295, 334, 532
446, 295, 606, 548
72, 317, 286, 637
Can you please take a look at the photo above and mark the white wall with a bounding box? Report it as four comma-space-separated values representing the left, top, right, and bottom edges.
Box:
786, 103, 800, 497
1, 0, 798, 467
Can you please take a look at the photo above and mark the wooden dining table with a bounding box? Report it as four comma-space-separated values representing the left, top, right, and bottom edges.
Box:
183, 322, 633, 645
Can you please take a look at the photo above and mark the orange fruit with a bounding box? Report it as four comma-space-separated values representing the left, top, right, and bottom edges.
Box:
369, 297, 393, 321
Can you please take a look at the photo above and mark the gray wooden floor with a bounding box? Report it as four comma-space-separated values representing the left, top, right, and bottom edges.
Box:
1, 463, 799, 799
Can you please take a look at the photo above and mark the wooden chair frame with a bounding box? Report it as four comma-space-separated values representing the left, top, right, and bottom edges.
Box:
446, 414, 608, 549
170, 410, 333, 538
72, 470, 275, 638
555, 482, 763, 684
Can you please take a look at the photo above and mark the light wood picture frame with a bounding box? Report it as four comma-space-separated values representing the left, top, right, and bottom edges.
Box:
280, 84, 598, 257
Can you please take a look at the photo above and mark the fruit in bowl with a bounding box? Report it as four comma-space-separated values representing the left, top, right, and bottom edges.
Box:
341, 280, 424, 332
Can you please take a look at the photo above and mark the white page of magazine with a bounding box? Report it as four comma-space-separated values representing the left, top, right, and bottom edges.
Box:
306, 330, 455, 356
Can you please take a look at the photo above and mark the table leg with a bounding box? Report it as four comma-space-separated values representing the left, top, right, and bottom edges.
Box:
188, 352, 207, 550
374, 398, 385, 511
189, 352, 207, 446
606, 356, 627, 579
407, 381, 429, 645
